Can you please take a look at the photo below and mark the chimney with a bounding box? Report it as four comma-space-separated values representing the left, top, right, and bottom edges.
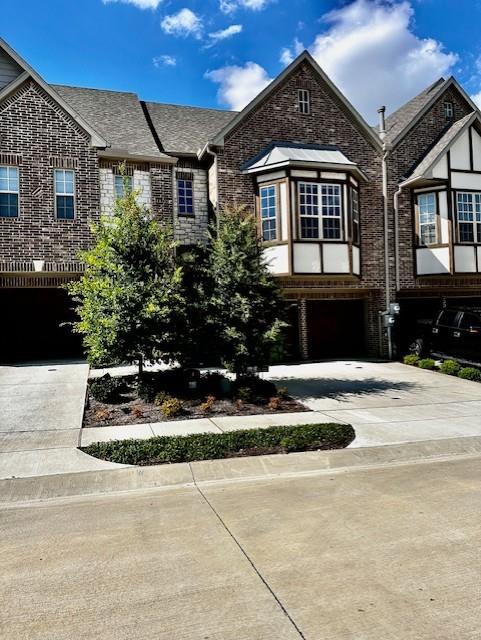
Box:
378, 106, 386, 139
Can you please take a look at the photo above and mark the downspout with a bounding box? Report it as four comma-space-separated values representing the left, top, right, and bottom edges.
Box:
202, 142, 219, 229
378, 106, 394, 359
393, 184, 403, 292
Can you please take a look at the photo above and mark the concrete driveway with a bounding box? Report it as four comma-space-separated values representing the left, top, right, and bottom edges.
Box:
0, 362, 125, 478
267, 361, 481, 447
2, 451, 481, 639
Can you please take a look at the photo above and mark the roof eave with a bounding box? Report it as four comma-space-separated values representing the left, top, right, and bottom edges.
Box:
0, 37, 109, 148
242, 160, 368, 181
98, 149, 178, 164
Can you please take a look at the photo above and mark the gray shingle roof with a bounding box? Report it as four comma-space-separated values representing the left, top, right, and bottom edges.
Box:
144, 102, 237, 155
52, 84, 169, 159
405, 112, 475, 182
384, 78, 448, 145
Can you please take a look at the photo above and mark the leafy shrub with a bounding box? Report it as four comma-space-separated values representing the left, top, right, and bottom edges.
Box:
89, 374, 125, 403
233, 375, 277, 403
93, 408, 112, 422
83, 422, 356, 465
458, 367, 481, 381
277, 386, 289, 399
154, 391, 172, 407
160, 397, 183, 418
199, 372, 230, 396
130, 405, 144, 420
200, 395, 216, 413
418, 358, 436, 370
136, 374, 159, 402
137, 369, 185, 402
439, 359, 461, 376
403, 354, 420, 366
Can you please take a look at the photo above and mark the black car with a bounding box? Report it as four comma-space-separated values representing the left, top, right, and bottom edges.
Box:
410, 307, 481, 364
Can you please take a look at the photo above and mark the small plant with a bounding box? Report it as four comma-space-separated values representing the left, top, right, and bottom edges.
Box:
403, 354, 420, 367
160, 397, 183, 418
458, 367, 481, 381
418, 358, 436, 370
439, 359, 461, 376
154, 391, 172, 407
235, 398, 244, 410
236, 386, 255, 403
233, 375, 277, 403
277, 386, 289, 399
267, 396, 281, 411
93, 408, 112, 422
130, 405, 144, 420
200, 395, 216, 413
89, 374, 124, 403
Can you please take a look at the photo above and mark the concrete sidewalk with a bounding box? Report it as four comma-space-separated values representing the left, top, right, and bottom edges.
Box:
0, 362, 126, 479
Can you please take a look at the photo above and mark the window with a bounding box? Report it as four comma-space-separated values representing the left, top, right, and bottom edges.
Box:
437, 310, 459, 329
299, 182, 342, 240
298, 89, 310, 114
350, 187, 360, 244
0, 166, 19, 218
260, 185, 277, 241
177, 177, 194, 215
417, 192, 437, 245
459, 312, 481, 331
114, 174, 132, 198
456, 192, 481, 243
444, 101, 454, 120
54, 169, 75, 219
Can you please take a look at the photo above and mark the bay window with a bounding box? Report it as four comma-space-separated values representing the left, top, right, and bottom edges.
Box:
417, 192, 437, 245
0, 166, 19, 218
260, 184, 277, 241
55, 169, 75, 219
299, 182, 342, 240
456, 192, 481, 243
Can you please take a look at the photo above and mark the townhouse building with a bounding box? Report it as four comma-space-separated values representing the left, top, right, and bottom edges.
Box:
1, 37, 480, 362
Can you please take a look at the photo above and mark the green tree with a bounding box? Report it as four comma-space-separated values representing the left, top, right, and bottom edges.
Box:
67, 178, 184, 376
207, 206, 287, 375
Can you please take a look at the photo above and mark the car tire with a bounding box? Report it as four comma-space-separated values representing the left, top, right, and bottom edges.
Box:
409, 338, 425, 357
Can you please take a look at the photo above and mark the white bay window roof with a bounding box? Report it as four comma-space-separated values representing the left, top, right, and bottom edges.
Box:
241, 142, 368, 181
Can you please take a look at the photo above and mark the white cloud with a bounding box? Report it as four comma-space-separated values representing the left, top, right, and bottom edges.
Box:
472, 92, 481, 109
161, 8, 203, 39
153, 55, 177, 67
280, 38, 304, 66
307, 0, 458, 121
220, 0, 271, 13
103, 0, 161, 9
206, 62, 272, 110
208, 24, 243, 45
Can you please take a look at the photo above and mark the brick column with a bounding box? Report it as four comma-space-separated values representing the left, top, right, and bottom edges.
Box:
299, 299, 309, 360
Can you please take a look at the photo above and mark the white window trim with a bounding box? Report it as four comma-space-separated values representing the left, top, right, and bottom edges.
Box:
298, 181, 343, 241
298, 89, 310, 115
416, 192, 438, 246
444, 101, 454, 120
456, 191, 481, 244
350, 187, 360, 244
0, 165, 19, 218
260, 184, 277, 242
54, 169, 76, 220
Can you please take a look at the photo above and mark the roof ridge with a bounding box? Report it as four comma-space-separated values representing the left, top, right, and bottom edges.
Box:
385, 77, 446, 123
51, 83, 138, 97
146, 100, 237, 114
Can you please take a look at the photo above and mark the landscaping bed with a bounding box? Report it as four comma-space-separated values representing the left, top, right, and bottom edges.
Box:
82, 423, 355, 465
403, 355, 481, 381
84, 370, 309, 428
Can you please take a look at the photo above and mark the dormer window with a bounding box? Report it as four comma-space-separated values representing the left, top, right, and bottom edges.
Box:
444, 101, 454, 121
298, 89, 310, 114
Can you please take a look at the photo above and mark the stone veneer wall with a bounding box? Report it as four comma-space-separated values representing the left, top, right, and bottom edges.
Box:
99, 166, 152, 216
173, 161, 209, 245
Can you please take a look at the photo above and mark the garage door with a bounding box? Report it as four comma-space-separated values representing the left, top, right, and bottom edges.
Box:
0, 288, 83, 362
306, 300, 367, 359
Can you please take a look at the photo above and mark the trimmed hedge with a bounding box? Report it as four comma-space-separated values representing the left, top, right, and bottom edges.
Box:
439, 359, 461, 376
458, 367, 481, 382
82, 422, 355, 466
417, 358, 436, 370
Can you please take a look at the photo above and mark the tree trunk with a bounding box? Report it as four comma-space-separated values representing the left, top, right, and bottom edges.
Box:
138, 355, 144, 378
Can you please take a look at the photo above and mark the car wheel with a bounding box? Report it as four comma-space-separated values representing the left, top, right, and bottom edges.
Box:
409, 338, 425, 357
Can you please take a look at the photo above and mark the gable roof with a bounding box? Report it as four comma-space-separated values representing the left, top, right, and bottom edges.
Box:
52, 85, 172, 162
401, 111, 477, 186
384, 76, 480, 148
144, 102, 237, 156
205, 51, 383, 155
0, 37, 107, 148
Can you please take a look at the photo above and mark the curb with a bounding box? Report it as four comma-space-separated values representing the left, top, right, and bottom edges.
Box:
2, 435, 481, 505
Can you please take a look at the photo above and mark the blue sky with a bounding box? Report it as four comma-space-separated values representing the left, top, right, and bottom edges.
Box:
3, 0, 481, 123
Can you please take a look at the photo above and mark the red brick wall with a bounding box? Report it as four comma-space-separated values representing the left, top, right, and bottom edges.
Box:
0, 80, 100, 265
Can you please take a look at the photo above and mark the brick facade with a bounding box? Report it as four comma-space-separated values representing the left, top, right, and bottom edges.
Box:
0, 79, 99, 267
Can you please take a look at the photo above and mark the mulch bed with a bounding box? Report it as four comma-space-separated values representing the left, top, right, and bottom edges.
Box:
83, 382, 309, 429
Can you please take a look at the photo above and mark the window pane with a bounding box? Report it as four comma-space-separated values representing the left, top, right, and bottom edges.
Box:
260, 185, 277, 240
178, 178, 194, 215
56, 195, 74, 219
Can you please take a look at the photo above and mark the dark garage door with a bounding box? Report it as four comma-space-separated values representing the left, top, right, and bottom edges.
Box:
306, 299, 367, 359
0, 288, 82, 362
